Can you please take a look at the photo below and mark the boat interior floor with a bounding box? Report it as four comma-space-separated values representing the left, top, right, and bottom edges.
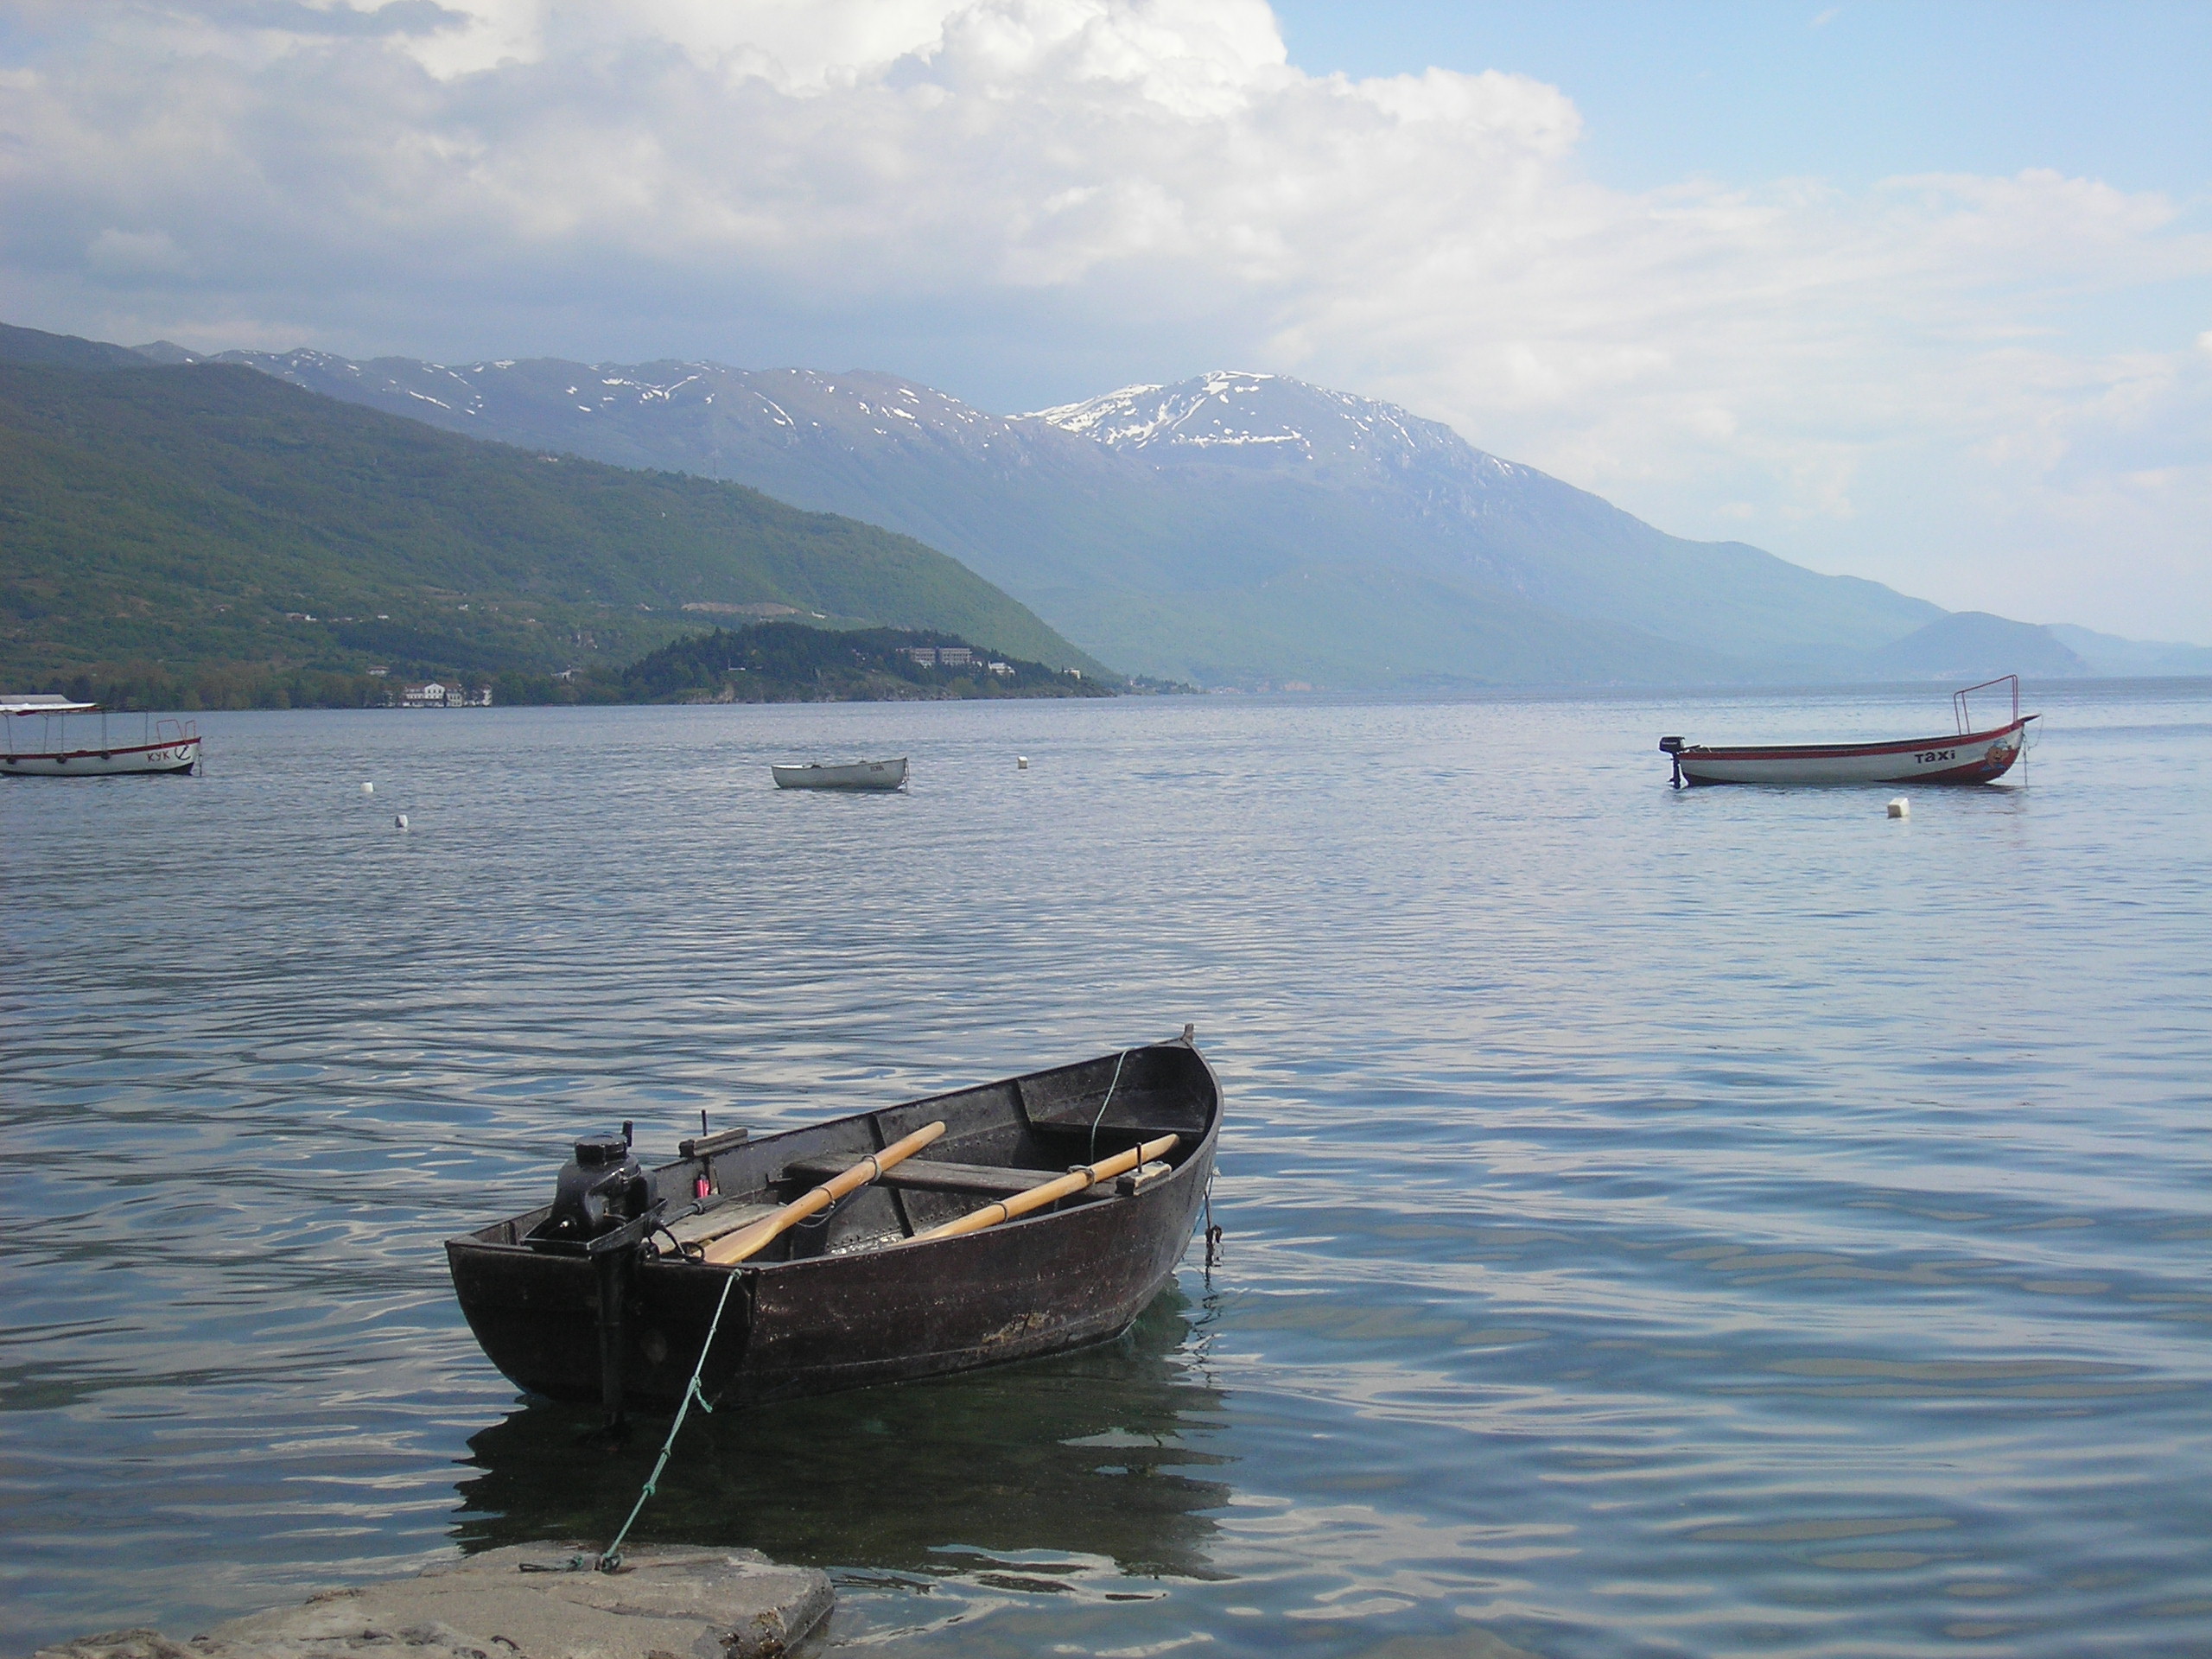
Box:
652, 1147, 1133, 1254
658, 1199, 781, 1248
776, 1153, 1062, 1198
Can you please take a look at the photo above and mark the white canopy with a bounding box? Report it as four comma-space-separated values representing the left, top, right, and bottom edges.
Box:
1, 696, 99, 715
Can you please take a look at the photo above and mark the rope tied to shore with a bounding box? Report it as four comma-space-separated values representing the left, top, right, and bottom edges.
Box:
599, 1266, 739, 1573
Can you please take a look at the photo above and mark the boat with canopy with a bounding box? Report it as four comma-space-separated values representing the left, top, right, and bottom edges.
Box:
1659, 676, 2037, 787
2, 696, 200, 776
446, 1031, 1220, 1421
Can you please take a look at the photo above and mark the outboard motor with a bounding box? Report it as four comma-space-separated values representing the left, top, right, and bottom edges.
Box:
545, 1130, 649, 1243
531, 1127, 655, 1434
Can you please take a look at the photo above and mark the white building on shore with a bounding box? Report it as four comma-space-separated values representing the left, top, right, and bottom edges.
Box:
397, 681, 492, 709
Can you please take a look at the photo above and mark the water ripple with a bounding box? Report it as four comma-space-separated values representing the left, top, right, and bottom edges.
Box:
3, 683, 2209, 1656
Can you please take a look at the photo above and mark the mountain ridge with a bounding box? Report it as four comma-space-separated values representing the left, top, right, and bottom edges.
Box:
0, 330, 1104, 702
13, 318, 2180, 687
186, 346, 1966, 685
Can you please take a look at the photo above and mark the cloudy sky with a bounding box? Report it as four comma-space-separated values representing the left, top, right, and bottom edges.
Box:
3, 0, 2208, 641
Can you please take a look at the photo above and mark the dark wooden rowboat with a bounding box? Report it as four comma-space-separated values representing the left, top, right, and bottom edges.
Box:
446, 1033, 1220, 1414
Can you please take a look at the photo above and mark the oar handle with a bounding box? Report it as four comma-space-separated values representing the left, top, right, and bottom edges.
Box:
702, 1120, 946, 1266
917, 1133, 1180, 1241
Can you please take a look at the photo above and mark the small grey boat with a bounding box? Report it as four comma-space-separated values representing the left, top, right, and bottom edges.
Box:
771, 756, 907, 791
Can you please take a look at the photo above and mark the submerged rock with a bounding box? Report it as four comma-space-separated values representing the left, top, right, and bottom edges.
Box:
37, 1544, 832, 1659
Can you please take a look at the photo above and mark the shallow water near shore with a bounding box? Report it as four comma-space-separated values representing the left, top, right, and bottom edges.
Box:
3, 681, 2209, 1658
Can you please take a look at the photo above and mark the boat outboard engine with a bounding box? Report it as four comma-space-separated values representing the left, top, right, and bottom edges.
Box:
1658, 735, 1686, 789
546, 1130, 649, 1243
535, 1127, 655, 1435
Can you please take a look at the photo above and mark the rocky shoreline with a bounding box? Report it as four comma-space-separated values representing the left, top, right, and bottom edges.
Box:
34, 1545, 832, 1659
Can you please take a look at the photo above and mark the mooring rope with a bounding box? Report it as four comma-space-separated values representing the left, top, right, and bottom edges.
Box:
599, 1265, 740, 1573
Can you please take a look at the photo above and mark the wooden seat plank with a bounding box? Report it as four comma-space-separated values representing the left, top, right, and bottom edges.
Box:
777, 1154, 1065, 1199
661, 1198, 781, 1246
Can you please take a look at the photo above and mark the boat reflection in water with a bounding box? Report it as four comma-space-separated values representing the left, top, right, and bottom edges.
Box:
452, 1288, 1231, 1583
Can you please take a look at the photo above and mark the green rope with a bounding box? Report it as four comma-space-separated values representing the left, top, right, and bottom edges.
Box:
599, 1266, 739, 1573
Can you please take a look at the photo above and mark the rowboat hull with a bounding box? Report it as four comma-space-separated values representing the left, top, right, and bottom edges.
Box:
772, 757, 907, 791
446, 1038, 1219, 1409
1, 736, 200, 776
1674, 716, 2033, 786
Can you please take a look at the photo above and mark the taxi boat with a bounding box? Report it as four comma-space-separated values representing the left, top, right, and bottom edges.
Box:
1660, 677, 2036, 787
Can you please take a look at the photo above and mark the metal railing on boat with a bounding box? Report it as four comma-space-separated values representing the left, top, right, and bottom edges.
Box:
2, 698, 198, 761
1953, 674, 2020, 734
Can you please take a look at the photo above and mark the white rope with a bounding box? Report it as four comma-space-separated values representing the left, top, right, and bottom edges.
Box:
1087, 1049, 1128, 1165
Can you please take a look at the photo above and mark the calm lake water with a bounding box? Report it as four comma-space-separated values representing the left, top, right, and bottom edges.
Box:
3, 683, 2209, 1658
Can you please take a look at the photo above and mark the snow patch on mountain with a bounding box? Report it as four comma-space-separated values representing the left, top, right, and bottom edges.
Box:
1027, 368, 1541, 493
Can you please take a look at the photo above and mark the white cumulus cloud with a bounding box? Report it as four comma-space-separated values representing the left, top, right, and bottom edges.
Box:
2, 0, 2207, 636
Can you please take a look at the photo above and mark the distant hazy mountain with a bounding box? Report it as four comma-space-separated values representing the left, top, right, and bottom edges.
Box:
1865, 613, 2088, 680
2047, 624, 2212, 677
194, 348, 1953, 686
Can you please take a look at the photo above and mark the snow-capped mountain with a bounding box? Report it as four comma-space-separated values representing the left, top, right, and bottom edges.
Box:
194, 347, 1948, 686
1035, 368, 1522, 485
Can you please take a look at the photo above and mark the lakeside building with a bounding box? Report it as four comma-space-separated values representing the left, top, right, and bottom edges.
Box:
395, 681, 492, 709
899, 645, 976, 668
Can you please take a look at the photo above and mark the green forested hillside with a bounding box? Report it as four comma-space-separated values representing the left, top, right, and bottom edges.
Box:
620, 621, 1111, 702
0, 356, 1101, 705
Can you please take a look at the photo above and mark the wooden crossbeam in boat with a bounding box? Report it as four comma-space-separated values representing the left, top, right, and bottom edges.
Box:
658, 1199, 781, 1248
915, 1135, 1182, 1241
777, 1154, 1068, 1200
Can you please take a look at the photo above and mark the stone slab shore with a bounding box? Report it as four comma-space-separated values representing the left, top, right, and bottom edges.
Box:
34, 1544, 834, 1659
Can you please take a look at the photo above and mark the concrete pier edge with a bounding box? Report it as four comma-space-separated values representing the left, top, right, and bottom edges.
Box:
33, 1543, 834, 1659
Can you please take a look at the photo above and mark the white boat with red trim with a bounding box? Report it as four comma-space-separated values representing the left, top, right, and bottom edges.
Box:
3, 696, 201, 776
1659, 677, 2036, 787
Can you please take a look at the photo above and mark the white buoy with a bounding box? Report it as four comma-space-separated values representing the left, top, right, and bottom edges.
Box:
1017, 755, 1029, 770
1887, 797, 1909, 818
361, 782, 374, 795
395, 812, 410, 830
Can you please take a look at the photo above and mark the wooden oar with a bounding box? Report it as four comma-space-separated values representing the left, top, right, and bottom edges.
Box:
916, 1134, 1179, 1241
702, 1121, 946, 1266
